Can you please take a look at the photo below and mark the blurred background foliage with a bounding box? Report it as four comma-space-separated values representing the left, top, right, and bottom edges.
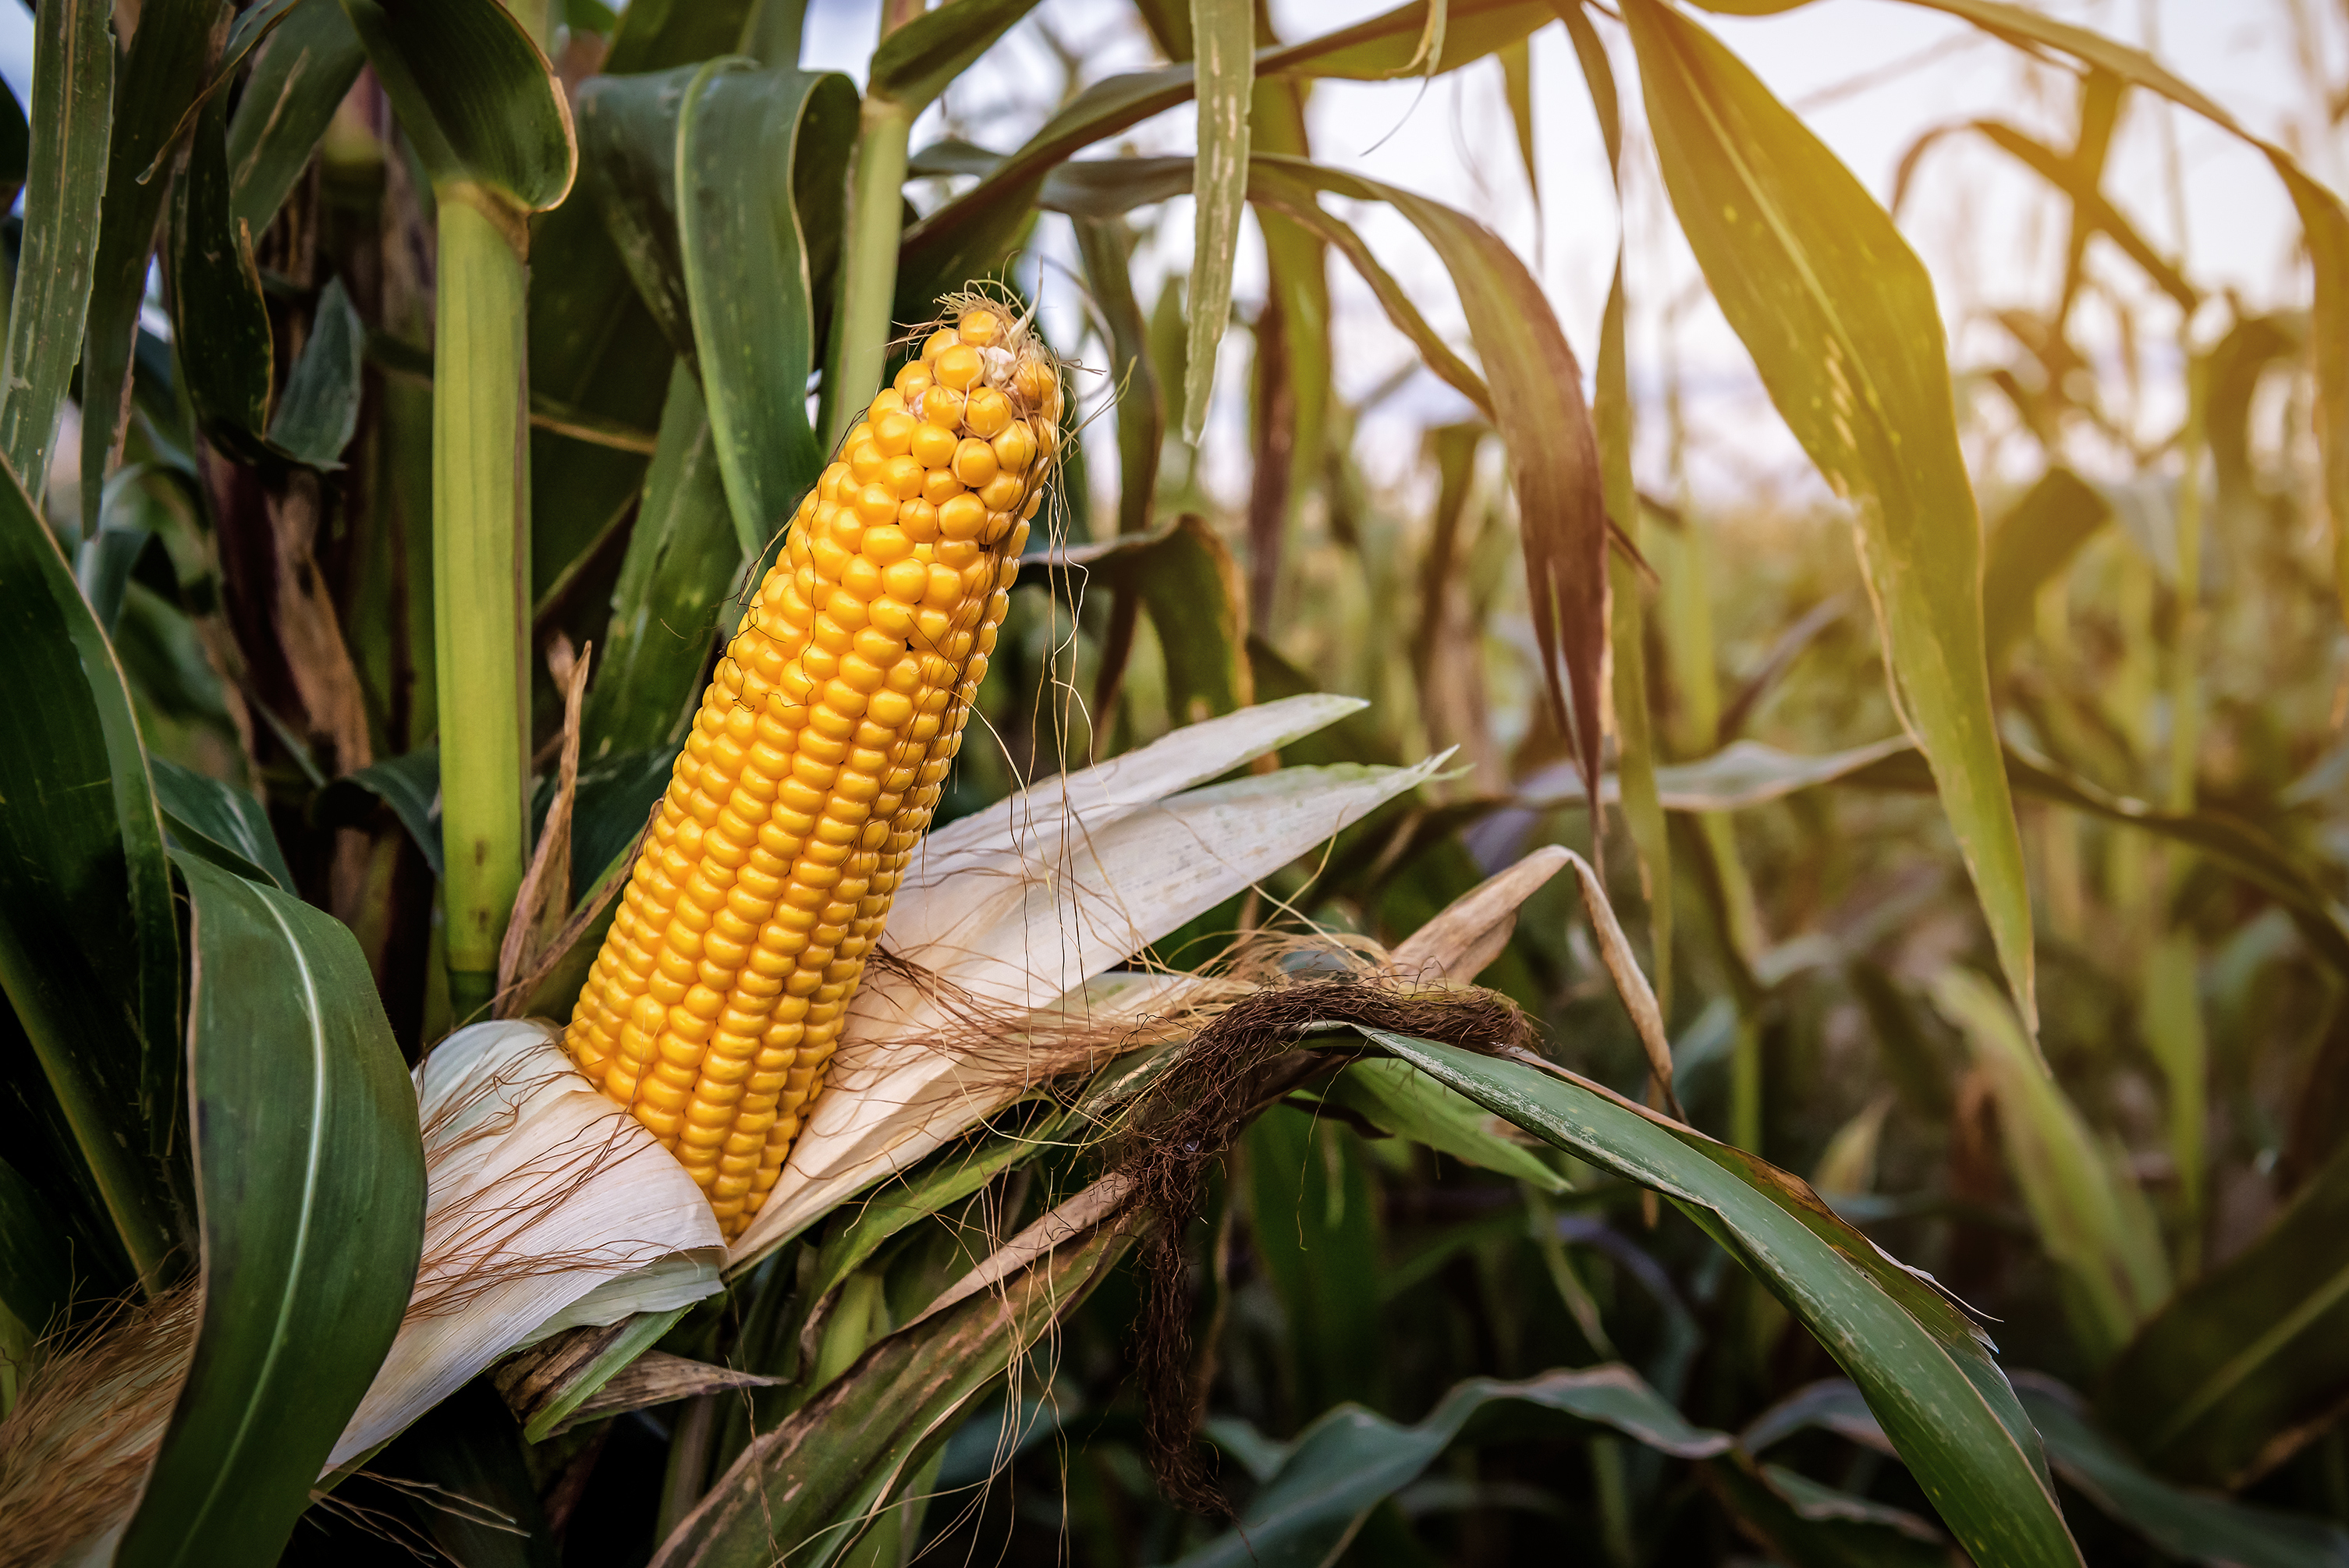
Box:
7, 0, 2349, 1562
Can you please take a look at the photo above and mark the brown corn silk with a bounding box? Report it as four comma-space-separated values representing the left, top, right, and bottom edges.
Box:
562, 296, 1064, 1238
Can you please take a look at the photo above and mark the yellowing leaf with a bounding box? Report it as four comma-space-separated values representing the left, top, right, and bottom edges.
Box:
1622, 0, 2035, 1031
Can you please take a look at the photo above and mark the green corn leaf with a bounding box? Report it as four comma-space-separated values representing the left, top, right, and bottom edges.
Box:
649, 1223, 1128, 1568
524, 193, 673, 600
576, 66, 699, 361
2099, 1136, 2349, 1490
166, 90, 274, 455
326, 749, 445, 878
866, 0, 1041, 113
0, 456, 183, 1290
266, 277, 367, 469
151, 758, 296, 892
1183, 0, 1253, 445
1982, 468, 2111, 668
379, 1382, 558, 1567
0, 0, 112, 508
79, 0, 222, 541
340, 0, 575, 211
226, 0, 367, 236
1244, 1104, 1386, 1416
1177, 1365, 1731, 1568
2017, 1376, 2349, 1567
1620, 0, 2036, 1034
115, 853, 424, 1566
1930, 970, 2169, 1366
524, 0, 738, 598
1535, 733, 2349, 983
1846, 0, 2349, 628
603, 0, 758, 73
1252, 69, 1328, 580
1322, 1056, 1570, 1194
796, 1110, 1059, 1317
1360, 1031, 2083, 1568
677, 61, 858, 558
1071, 216, 1162, 541
1749, 1375, 2349, 1566
582, 366, 747, 761
892, 0, 1546, 319
0, 1153, 85, 1385
1703, 1458, 1951, 1568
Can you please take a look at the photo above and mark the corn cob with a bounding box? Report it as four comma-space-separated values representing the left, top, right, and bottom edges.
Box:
561, 297, 1063, 1238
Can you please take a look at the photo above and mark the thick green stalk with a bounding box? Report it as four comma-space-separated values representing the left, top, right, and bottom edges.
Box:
821, 94, 914, 451
434, 187, 531, 1020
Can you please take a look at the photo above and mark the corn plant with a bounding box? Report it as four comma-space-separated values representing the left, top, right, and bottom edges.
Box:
0, 0, 2344, 1565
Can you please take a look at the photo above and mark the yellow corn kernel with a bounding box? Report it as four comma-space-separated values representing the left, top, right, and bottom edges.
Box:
562, 293, 1063, 1240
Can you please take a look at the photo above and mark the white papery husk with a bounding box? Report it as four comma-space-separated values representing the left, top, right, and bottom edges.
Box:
335, 694, 1442, 1451
730, 694, 1446, 1263
328, 1021, 724, 1468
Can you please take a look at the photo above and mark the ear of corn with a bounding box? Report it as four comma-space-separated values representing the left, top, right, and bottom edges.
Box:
561, 296, 1063, 1239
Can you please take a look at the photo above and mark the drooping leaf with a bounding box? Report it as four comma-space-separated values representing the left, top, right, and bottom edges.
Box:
79, 0, 223, 540
576, 66, 698, 360
1182, 0, 1253, 445
677, 61, 858, 557
1843, 0, 2349, 625
0, 460, 183, 1289
330, 748, 445, 878
226, 0, 366, 236
340, 0, 576, 210
892, 0, 1551, 316
1279, 159, 1610, 837
151, 758, 296, 892
1541, 733, 2349, 982
1621, 0, 2035, 1031
866, 0, 1040, 112
2099, 1136, 2349, 1489
1930, 969, 2168, 1365
0, 0, 112, 507
1178, 1365, 1730, 1568
1982, 467, 2112, 668
116, 853, 424, 1565
1748, 1375, 2349, 1567
266, 277, 368, 469
2017, 1376, 2349, 1568
1570, 0, 1670, 1005
601, 0, 758, 73
1704, 1458, 1950, 1568
1361, 1031, 2082, 1567
1964, 119, 2197, 312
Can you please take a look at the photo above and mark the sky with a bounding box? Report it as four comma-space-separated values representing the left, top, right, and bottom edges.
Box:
1, 0, 2337, 508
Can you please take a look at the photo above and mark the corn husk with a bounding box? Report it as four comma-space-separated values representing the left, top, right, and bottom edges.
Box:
328, 1020, 724, 1467
732, 698, 1448, 1263
335, 696, 1436, 1446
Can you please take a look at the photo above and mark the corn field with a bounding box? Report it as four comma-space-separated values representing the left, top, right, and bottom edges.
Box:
1, 0, 2347, 1562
